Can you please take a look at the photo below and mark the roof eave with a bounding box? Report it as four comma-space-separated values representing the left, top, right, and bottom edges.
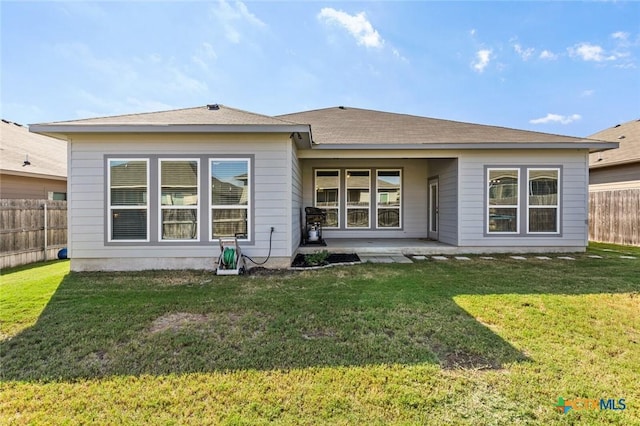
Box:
29, 123, 311, 136
589, 158, 640, 169
308, 141, 620, 151
1, 169, 67, 180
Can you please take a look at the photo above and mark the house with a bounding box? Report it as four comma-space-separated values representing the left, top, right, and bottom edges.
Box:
30, 104, 616, 271
588, 118, 640, 246
588, 118, 640, 191
1, 119, 67, 200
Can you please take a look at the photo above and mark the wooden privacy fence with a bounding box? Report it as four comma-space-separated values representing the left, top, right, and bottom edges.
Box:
0, 199, 67, 269
589, 189, 640, 246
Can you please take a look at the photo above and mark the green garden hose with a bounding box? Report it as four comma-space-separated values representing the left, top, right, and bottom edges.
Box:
222, 247, 236, 269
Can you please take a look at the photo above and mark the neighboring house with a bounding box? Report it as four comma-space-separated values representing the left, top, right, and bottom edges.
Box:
588, 118, 640, 191
1, 119, 67, 199
30, 105, 616, 271
588, 118, 640, 246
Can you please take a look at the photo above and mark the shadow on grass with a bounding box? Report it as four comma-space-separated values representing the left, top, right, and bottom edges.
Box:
1, 255, 637, 382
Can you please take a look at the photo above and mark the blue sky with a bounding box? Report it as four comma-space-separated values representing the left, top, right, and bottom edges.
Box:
2, 1, 639, 137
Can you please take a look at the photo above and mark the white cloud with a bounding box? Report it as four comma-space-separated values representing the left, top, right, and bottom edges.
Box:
568, 42, 616, 62
318, 8, 384, 48
470, 29, 477, 37
611, 31, 629, 42
513, 43, 535, 61
192, 42, 218, 70
74, 96, 175, 120
54, 42, 137, 81
472, 49, 492, 73
539, 50, 558, 60
529, 113, 582, 125
212, 0, 266, 44
581, 89, 595, 97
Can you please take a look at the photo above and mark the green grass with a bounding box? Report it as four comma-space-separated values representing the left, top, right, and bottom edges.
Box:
1, 249, 639, 425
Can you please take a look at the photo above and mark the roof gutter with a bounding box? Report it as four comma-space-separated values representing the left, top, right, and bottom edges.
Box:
29, 123, 312, 138
308, 141, 619, 152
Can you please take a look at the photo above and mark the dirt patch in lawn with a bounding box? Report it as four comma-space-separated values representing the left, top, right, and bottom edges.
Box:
149, 312, 210, 334
147, 311, 272, 339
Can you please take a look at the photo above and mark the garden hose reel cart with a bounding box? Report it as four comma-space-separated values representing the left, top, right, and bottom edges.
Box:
216, 237, 245, 275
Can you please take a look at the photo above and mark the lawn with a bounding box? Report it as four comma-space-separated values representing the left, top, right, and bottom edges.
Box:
1, 246, 639, 425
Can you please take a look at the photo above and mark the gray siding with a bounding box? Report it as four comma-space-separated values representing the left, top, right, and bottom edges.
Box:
458, 150, 589, 247
290, 142, 303, 254
427, 158, 458, 245
68, 133, 294, 270
589, 162, 640, 190
0, 174, 66, 199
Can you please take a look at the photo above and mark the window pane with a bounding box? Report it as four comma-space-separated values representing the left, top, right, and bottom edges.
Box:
323, 208, 338, 228
378, 209, 400, 228
110, 160, 147, 206
529, 208, 558, 233
377, 171, 401, 207
347, 209, 369, 228
489, 208, 517, 232
489, 170, 518, 206
529, 170, 558, 206
112, 209, 147, 240
316, 171, 339, 208
161, 209, 198, 240
212, 209, 247, 238
347, 171, 370, 207
161, 161, 198, 206
317, 189, 338, 207
211, 161, 249, 206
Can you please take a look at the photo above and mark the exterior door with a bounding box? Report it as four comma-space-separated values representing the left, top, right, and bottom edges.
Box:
428, 178, 439, 240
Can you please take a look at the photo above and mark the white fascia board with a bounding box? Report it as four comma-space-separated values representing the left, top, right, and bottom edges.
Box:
1, 169, 67, 180
29, 124, 311, 135
308, 141, 619, 152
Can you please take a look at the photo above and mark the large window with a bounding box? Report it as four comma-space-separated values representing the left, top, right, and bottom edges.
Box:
377, 170, 401, 228
315, 170, 340, 228
160, 159, 199, 241
487, 169, 519, 233
346, 170, 370, 228
487, 166, 561, 235
210, 159, 250, 240
108, 159, 149, 241
528, 169, 559, 234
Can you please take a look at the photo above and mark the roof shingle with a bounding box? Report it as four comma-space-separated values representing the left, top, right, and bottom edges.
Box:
588, 118, 640, 168
278, 106, 597, 145
1, 120, 67, 178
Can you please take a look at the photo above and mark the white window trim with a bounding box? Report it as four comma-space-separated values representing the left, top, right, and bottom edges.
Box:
346, 169, 371, 229
487, 167, 520, 234
526, 168, 560, 235
209, 158, 251, 242
159, 158, 200, 242
376, 169, 402, 229
107, 158, 150, 243
314, 169, 341, 229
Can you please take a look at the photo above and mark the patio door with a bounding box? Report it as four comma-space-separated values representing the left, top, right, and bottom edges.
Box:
428, 178, 439, 240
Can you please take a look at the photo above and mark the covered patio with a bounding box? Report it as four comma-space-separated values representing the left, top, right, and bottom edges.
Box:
297, 238, 459, 256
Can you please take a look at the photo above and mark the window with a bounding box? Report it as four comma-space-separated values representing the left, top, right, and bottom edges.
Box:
160, 159, 199, 240
48, 191, 67, 201
487, 169, 519, 233
210, 159, 250, 240
315, 170, 340, 228
346, 170, 370, 228
377, 170, 401, 228
528, 169, 559, 233
108, 159, 149, 241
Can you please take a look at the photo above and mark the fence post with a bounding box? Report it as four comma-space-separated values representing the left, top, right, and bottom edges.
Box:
43, 203, 48, 261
